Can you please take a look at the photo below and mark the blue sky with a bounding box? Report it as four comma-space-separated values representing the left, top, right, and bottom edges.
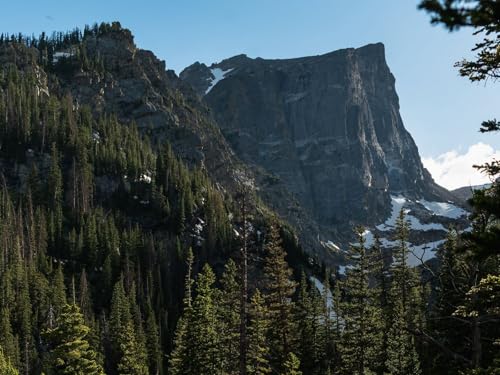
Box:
1, 0, 498, 188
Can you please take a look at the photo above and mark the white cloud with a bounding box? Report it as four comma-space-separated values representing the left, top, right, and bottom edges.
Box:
422, 143, 499, 190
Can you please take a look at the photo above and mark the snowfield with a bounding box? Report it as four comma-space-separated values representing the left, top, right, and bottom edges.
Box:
205, 67, 234, 94
376, 195, 446, 232
344, 195, 468, 268
417, 199, 467, 219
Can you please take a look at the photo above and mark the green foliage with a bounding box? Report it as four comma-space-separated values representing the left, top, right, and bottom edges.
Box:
337, 228, 384, 375
282, 352, 302, 375
189, 264, 220, 373
218, 259, 241, 372
45, 303, 104, 375
263, 223, 297, 372
0, 346, 18, 375
385, 211, 422, 375
419, 0, 500, 82
247, 289, 271, 375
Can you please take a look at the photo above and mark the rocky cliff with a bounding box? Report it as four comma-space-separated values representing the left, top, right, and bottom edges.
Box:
181, 44, 468, 263
38, 26, 254, 193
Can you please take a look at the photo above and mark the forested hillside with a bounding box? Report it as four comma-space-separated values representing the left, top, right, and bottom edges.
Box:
0, 22, 498, 375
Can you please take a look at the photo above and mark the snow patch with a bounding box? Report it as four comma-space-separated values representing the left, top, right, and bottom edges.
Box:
338, 265, 354, 276
369, 237, 445, 267
407, 240, 446, 267
362, 230, 375, 248
92, 131, 101, 143
53, 51, 74, 63
376, 195, 407, 231
285, 92, 307, 103
406, 215, 446, 231
321, 240, 341, 252
205, 68, 234, 94
310, 276, 333, 309
139, 173, 152, 184
377, 195, 446, 232
418, 199, 467, 219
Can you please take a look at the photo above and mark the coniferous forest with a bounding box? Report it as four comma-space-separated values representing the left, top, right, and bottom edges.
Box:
0, 1, 500, 374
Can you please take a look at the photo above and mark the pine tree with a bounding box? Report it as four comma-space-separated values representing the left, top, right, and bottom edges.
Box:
116, 320, 149, 375
190, 264, 220, 374
263, 223, 297, 373
51, 265, 67, 316
371, 234, 390, 374
78, 269, 93, 323
0, 346, 18, 375
47, 143, 63, 250
144, 302, 161, 375
282, 352, 302, 375
386, 297, 421, 375
338, 228, 384, 374
168, 248, 195, 375
45, 303, 105, 375
128, 282, 149, 375
108, 277, 148, 375
320, 270, 336, 374
247, 289, 271, 375
0, 308, 20, 369
219, 258, 240, 373
295, 273, 323, 374
385, 211, 422, 375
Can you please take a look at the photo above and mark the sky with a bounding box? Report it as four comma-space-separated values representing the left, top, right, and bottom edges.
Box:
1, 0, 498, 189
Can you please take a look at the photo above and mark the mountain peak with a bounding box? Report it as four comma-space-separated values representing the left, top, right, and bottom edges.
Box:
181, 44, 463, 254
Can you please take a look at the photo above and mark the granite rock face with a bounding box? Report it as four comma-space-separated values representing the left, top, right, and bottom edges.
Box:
44, 28, 249, 190
181, 44, 460, 248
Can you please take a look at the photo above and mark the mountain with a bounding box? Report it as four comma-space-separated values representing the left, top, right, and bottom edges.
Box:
452, 183, 492, 201
1, 22, 496, 375
0, 23, 303, 374
181, 43, 469, 265
2, 23, 466, 266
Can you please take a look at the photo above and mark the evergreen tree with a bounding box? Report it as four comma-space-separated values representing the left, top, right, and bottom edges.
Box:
0, 346, 18, 375
0, 308, 20, 369
51, 265, 67, 316
116, 320, 148, 375
282, 352, 302, 375
168, 249, 195, 375
144, 302, 161, 375
219, 258, 240, 373
295, 273, 323, 374
338, 228, 383, 375
263, 223, 297, 373
108, 278, 148, 375
45, 303, 105, 375
385, 211, 421, 375
189, 264, 220, 374
247, 289, 271, 375
77, 269, 93, 323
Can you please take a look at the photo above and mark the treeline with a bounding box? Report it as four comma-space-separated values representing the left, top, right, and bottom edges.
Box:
0, 21, 126, 73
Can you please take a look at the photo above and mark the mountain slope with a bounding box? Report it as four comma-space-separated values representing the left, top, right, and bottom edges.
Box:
181, 44, 468, 261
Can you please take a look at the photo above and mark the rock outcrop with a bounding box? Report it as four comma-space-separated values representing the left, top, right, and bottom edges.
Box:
181, 44, 466, 258
44, 27, 250, 192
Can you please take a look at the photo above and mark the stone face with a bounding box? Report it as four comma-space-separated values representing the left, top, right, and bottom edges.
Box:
181, 43, 460, 249
44, 28, 248, 191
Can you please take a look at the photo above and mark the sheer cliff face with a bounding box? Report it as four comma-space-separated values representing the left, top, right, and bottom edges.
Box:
181, 44, 455, 234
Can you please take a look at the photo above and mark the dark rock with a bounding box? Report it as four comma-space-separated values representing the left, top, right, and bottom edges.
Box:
181, 43, 463, 251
